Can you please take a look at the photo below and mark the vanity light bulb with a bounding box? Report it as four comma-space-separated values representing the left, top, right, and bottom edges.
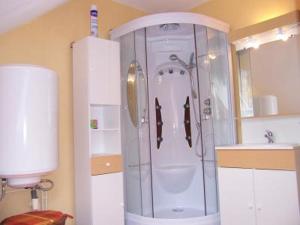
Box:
277, 33, 289, 42
252, 42, 260, 49
245, 39, 260, 49
277, 28, 289, 42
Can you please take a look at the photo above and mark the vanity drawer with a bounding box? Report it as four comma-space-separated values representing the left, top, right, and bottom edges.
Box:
217, 150, 296, 170
91, 154, 123, 175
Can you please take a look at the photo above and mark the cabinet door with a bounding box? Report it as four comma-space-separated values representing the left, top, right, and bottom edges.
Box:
91, 172, 124, 225
254, 170, 300, 225
89, 38, 120, 105
218, 168, 256, 225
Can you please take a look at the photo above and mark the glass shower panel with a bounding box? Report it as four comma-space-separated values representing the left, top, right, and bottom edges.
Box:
146, 24, 206, 218
120, 32, 143, 215
206, 28, 235, 146
194, 25, 218, 215
134, 28, 154, 217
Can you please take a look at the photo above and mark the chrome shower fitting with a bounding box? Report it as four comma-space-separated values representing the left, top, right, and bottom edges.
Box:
169, 53, 197, 99
0, 179, 7, 201
169, 54, 196, 71
264, 130, 274, 143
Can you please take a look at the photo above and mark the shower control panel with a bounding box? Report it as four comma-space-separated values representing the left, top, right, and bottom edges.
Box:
203, 98, 212, 120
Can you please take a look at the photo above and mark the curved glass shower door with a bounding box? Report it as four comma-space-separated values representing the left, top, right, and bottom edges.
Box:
120, 22, 234, 221
120, 28, 154, 217
146, 24, 208, 218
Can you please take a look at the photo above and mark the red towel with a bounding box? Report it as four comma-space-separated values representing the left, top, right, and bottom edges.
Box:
0, 210, 73, 225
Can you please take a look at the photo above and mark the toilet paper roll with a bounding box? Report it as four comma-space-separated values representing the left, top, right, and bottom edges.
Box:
253, 95, 278, 116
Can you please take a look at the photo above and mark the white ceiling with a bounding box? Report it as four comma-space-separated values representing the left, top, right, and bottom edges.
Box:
113, 0, 210, 13
0, 0, 69, 34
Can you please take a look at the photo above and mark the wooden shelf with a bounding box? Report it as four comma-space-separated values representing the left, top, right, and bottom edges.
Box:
91, 128, 120, 131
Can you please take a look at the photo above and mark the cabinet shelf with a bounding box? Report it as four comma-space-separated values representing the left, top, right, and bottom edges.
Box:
90, 104, 121, 155
91, 128, 120, 132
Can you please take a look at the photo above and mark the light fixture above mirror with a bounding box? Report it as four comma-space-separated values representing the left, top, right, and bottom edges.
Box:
233, 22, 299, 51
230, 10, 300, 119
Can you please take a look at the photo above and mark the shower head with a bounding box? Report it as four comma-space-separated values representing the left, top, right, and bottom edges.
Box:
160, 23, 180, 32
169, 54, 178, 61
168, 54, 198, 99
169, 54, 190, 70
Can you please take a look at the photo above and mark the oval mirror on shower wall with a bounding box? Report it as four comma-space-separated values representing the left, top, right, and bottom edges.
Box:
127, 60, 147, 127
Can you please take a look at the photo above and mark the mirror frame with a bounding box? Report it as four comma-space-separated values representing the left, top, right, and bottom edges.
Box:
127, 60, 147, 127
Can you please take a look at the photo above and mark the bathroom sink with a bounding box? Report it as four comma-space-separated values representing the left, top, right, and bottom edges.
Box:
216, 143, 300, 150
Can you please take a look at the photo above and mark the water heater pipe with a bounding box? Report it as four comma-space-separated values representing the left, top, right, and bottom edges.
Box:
0, 179, 7, 201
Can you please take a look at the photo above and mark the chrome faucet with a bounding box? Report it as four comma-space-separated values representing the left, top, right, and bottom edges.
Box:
264, 130, 274, 144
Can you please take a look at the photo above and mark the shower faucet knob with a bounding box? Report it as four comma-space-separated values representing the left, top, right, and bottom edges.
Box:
203, 108, 212, 115
204, 98, 211, 106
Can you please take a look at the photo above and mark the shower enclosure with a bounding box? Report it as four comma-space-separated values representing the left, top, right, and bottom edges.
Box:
111, 13, 235, 225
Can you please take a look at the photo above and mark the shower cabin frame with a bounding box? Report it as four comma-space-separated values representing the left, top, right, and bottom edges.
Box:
111, 12, 236, 225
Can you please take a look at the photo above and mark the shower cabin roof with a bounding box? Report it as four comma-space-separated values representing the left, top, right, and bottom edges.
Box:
110, 12, 229, 40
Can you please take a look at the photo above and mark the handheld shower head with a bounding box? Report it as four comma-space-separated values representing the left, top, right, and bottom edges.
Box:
169, 53, 196, 70
189, 53, 195, 65
169, 54, 188, 69
168, 53, 198, 99
169, 54, 178, 61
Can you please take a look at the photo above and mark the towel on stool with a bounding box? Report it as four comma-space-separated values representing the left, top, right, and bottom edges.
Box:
0, 210, 73, 225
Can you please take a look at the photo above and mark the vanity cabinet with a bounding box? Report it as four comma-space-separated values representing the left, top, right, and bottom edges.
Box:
73, 37, 124, 225
217, 146, 300, 225
218, 168, 300, 225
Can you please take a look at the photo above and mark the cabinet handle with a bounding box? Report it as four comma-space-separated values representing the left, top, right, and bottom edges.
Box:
155, 98, 163, 149
105, 162, 111, 167
184, 96, 192, 148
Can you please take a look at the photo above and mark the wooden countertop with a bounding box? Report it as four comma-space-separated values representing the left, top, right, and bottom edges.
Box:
217, 148, 300, 171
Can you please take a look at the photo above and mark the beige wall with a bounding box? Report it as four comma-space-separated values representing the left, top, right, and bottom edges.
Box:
0, 0, 145, 223
191, 0, 298, 30
0, 0, 299, 223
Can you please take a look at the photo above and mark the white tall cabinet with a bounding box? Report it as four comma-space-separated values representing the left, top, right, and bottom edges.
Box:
73, 36, 124, 225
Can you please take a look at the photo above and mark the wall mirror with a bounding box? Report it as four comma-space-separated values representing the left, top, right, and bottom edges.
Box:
232, 14, 300, 118
127, 60, 147, 127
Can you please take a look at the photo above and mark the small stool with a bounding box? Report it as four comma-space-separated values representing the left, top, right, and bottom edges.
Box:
0, 210, 73, 225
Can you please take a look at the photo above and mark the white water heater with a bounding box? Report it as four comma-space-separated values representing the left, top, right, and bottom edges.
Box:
0, 64, 58, 188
